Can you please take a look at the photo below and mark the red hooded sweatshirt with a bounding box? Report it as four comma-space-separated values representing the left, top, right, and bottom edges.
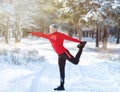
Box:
30, 31, 80, 55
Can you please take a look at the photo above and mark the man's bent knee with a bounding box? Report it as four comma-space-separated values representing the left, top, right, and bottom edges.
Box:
69, 58, 79, 65
72, 60, 79, 65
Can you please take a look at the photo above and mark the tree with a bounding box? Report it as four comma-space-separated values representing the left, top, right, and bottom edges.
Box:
112, 0, 120, 44
55, 0, 120, 48
79, 0, 119, 48
0, 7, 10, 43
56, 0, 91, 36
0, 0, 58, 43
117, 18, 120, 44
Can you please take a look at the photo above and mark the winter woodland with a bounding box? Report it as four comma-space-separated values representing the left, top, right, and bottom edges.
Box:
0, 0, 120, 92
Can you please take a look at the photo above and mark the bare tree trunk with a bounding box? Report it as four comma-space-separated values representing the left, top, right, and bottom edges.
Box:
91, 30, 94, 39
15, 13, 21, 43
78, 28, 82, 40
99, 28, 102, 42
102, 26, 108, 49
15, 24, 20, 43
68, 21, 73, 37
96, 25, 99, 47
5, 17, 9, 44
68, 28, 73, 37
116, 18, 120, 44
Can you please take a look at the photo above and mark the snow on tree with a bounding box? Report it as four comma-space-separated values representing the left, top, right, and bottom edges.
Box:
56, 0, 120, 48
0, 0, 57, 43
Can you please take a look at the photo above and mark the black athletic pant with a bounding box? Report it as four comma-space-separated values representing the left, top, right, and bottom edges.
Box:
58, 48, 83, 86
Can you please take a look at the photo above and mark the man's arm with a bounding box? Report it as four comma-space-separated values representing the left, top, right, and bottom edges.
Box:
60, 32, 80, 43
30, 32, 49, 39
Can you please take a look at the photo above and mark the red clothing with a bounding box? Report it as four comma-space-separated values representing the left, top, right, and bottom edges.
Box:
30, 31, 80, 55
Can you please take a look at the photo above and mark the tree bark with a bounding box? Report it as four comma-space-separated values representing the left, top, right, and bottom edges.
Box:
96, 25, 99, 47
116, 18, 120, 44
102, 26, 108, 49
14, 14, 22, 43
5, 17, 9, 44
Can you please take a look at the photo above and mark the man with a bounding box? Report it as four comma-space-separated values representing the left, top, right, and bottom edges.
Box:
29, 24, 86, 91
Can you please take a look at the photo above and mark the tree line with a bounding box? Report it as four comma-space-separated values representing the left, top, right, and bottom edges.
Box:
0, 0, 120, 49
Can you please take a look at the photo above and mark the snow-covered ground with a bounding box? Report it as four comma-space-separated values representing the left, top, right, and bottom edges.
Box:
0, 37, 120, 92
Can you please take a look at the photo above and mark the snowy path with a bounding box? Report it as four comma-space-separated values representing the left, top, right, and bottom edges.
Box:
0, 38, 120, 92
4, 59, 120, 92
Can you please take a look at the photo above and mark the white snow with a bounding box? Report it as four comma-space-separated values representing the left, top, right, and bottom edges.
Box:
0, 36, 120, 92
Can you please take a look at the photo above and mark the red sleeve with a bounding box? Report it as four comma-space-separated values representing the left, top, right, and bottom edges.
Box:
30, 32, 49, 39
59, 32, 81, 43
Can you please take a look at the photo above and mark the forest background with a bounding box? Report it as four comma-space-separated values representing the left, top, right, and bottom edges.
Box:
0, 0, 120, 49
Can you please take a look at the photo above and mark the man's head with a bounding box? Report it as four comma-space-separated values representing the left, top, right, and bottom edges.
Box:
49, 24, 58, 33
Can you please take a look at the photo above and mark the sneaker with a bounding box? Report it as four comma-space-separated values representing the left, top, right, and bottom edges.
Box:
54, 85, 65, 91
77, 41, 87, 49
